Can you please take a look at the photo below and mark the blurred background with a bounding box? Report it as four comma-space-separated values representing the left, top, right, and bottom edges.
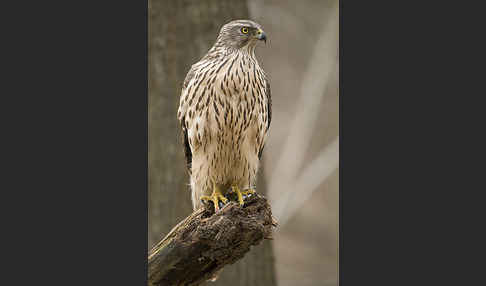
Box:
149, 0, 338, 285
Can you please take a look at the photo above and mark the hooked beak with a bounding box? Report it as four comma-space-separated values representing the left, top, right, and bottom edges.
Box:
256, 28, 267, 44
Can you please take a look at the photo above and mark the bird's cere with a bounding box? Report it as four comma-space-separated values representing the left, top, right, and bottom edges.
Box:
256, 29, 267, 43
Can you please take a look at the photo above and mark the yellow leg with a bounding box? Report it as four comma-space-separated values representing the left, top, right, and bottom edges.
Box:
200, 182, 228, 211
231, 185, 256, 206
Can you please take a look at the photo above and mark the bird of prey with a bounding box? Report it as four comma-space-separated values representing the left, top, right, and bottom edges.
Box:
178, 20, 271, 211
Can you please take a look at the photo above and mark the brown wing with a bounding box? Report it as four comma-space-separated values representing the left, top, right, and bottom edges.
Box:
266, 80, 272, 131
180, 117, 192, 174
179, 66, 197, 173
258, 80, 272, 160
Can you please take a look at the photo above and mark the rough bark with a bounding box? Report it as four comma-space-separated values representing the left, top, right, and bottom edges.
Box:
148, 194, 277, 286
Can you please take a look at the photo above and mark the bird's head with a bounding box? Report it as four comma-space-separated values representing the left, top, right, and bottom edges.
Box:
215, 20, 267, 50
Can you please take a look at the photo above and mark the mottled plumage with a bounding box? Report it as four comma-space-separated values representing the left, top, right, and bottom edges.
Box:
178, 20, 271, 211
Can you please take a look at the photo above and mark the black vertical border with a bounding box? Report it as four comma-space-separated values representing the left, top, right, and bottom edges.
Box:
338, 0, 481, 284
2, 0, 148, 284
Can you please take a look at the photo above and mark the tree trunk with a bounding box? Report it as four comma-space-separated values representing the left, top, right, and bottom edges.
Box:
148, 0, 277, 285
148, 194, 276, 286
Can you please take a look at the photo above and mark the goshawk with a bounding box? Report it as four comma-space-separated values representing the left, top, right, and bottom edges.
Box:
178, 19, 271, 211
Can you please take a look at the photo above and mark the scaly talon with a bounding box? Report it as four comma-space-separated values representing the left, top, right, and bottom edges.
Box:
231, 185, 256, 206
200, 183, 228, 211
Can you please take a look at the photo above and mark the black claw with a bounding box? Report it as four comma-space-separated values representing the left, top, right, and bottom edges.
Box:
218, 201, 225, 209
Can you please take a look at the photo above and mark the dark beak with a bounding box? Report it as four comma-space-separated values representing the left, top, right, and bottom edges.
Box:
257, 29, 267, 44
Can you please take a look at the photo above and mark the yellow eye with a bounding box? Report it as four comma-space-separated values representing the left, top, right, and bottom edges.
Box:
241, 27, 249, 34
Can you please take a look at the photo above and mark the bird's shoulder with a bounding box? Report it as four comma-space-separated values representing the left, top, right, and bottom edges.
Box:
182, 63, 199, 90
178, 61, 204, 120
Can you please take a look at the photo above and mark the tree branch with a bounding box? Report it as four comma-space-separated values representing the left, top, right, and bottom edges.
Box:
148, 194, 277, 286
